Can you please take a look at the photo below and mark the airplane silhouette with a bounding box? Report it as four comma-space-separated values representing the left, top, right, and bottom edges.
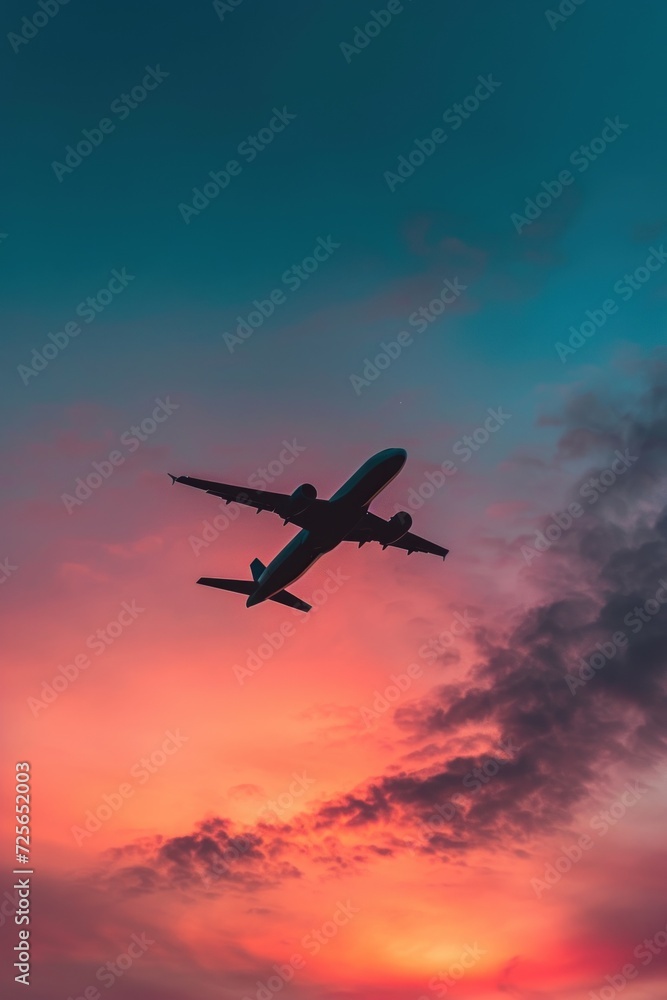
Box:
169, 448, 448, 612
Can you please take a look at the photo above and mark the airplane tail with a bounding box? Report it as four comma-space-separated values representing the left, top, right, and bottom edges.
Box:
197, 560, 312, 613
250, 558, 265, 581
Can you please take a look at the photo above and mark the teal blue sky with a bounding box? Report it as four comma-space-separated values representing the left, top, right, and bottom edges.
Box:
2, 0, 666, 470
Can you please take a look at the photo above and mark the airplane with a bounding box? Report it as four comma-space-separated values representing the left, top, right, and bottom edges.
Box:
169, 447, 448, 612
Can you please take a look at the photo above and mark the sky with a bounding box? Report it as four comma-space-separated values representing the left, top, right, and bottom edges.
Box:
2, 1, 667, 998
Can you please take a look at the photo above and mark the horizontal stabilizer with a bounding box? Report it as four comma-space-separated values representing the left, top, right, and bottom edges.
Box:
197, 577, 254, 595
269, 589, 311, 613
196, 577, 311, 612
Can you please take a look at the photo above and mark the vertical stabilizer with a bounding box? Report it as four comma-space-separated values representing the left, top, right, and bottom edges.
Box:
250, 558, 266, 581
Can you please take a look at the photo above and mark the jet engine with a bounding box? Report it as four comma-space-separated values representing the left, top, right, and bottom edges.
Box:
287, 483, 317, 517
379, 511, 412, 544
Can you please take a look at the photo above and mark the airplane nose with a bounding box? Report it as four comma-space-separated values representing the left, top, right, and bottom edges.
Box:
246, 592, 261, 608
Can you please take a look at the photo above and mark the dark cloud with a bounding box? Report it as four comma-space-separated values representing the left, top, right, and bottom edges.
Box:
313, 784, 392, 829
99, 816, 302, 896
100, 367, 667, 888
307, 366, 667, 855
366, 365, 667, 845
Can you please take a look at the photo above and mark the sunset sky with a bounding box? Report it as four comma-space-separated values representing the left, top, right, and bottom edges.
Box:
2, 1, 667, 998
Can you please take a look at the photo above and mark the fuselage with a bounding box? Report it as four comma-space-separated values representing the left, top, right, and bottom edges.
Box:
246, 448, 406, 606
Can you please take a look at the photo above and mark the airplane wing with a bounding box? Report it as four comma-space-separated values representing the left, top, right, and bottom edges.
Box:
345, 511, 449, 560
168, 474, 327, 528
